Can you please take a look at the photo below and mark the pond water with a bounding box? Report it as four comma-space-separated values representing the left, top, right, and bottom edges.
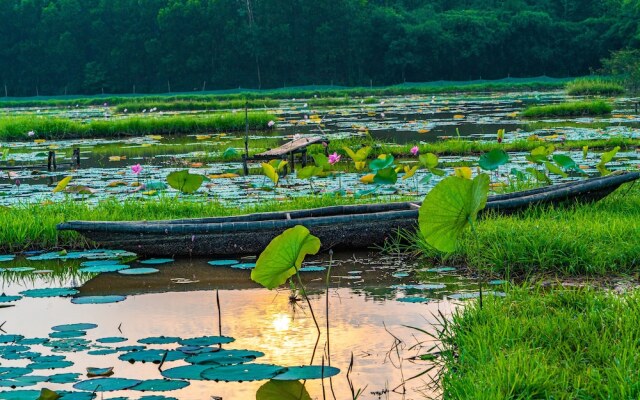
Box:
0, 251, 498, 399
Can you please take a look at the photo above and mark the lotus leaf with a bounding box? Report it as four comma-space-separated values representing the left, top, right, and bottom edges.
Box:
87, 349, 118, 356
526, 168, 551, 184
118, 268, 159, 275
71, 295, 126, 304
369, 154, 394, 171
256, 380, 311, 400
73, 377, 142, 392
272, 365, 340, 380
166, 170, 204, 194
52, 323, 97, 332
552, 154, 580, 172
597, 146, 620, 176
545, 161, 568, 178
296, 166, 322, 180
131, 379, 189, 392
207, 260, 239, 267
251, 225, 321, 289
47, 373, 81, 384
119, 349, 186, 364
200, 364, 287, 382
49, 331, 86, 339
178, 336, 235, 346
161, 365, 211, 380
373, 167, 398, 185
0, 367, 32, 379
52, 176, 73, 193
96, 337, 127, 344
139, 258, 173, 265
20, 288, 79, 298
138, 336, 180, 345
0, 295, 21, 303
230, 263, 256, 270
299, 266, 326, 272
402, 165, 419, 180
397, 297, 431, 303
78, 264, 129, 274
343, 146, 371, 162
186, 349, 264, 365
223, 147, 238, 159
79, 260, 122, 267
419, 174, 489, 252
454, 167, 472, 179
261, 163, 279, 186
478, 149, 509, 171
27, 360, 74, 370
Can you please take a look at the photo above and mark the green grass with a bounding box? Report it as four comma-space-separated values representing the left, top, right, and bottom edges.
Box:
0, 112, 273, 140
521, 100, 613, 118
566, 78, 625, 96
437, 287, 640, 399
0, 194, 413, 252
409, 182, 640, 276
113, 99, 279, 113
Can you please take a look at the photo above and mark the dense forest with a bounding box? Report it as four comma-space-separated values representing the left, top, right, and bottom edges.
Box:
1, 0, 639, 96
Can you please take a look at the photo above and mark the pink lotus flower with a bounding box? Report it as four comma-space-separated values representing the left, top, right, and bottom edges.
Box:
328, 152, 341, 165
131, 164, 142, 175
27, 131, 35, 137
410, 146, 419, 156
267, 120, 275, 128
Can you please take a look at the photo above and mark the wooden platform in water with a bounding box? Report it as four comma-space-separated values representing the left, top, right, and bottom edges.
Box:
255, 136, 328, 158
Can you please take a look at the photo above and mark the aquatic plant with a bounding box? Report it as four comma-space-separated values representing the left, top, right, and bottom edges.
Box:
166, 170, 204, 194
566, 78, 625, 96
521, 100, 612, 118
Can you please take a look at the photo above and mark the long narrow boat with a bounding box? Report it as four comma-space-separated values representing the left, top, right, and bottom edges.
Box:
58, 171, 640, 257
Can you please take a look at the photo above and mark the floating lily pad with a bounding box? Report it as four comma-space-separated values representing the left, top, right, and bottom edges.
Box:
161, 365, 211, 380
96, 337, 127, 344
449, 291, 506, 300
207, 260, 239, 267
272, 365, 340, 381
0, 334, 24, 343
0, 295, 21, 303
57, 391, 97, 400
87, 349, 119, 356
52, 323, 98, 332
231, 263, 256, 270
0, 344, 30, 353
2, 351, 40, 360
0, 375, 48, 387
0, 390, 40, 400
391, 284, 446, 290
71, 295, 126, 304
299, 266, 326, 272
139, 396, 178, 400
118, 268, 159, 275
27, 360, 74, 370
131, 379, 189, 392
391, 272, 409, 278
186, 349, 265, 365
425, 267, 457, 273
396, 297, 431, 303
116, 345, 146, 352
19, 338, 49, 345
73, 377, 142, 392
139, 258, 174, 265
47, 373, 81, 384
80, 260, 122, 267
200, 364, 287, 382
489, 280, 508, 285
119, 349, 186, 364
0, 255, 15, 262
138, 336, 180, 345
178, 336, 235, 347
49, 331, 86, 339
78, 264, 129, 273
20, 288, 79, 298
0, 367, 32, 379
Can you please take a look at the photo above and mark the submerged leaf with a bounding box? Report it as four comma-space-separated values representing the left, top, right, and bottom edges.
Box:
251, 226, 321, 289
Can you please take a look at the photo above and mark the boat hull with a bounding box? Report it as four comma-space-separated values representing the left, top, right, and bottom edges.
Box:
58, 171, 640, 257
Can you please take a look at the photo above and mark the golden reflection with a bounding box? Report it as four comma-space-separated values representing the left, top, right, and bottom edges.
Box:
272, 313, 291, 332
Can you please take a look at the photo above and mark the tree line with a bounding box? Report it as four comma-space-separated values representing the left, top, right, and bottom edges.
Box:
0, 0, 638, 96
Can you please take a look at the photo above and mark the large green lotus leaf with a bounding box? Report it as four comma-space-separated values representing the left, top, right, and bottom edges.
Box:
419, 153, 439, 169
419, 174, 489, 253
531, 145, 555, 157
545, 161, 568, 178
478, 149, 509, 171
166, 170, 204, 194
200, 364, 287, 382
119, 349, 186, 364
131, 379, 189, 392
373, 167, 398, 185
74, 378, 141, 392
272, 365, 340, 380
552, 154, 578, 170
20, 288, 78, 298
71, 295, 126, 304
51, 323, 97, 332
296, 166, 322, 180
256, 380, 312, 400
53, 176, 73, 193
261, 163, 279, 185
222, 147, 238, 159
525, 154, 547, 164
47, 373, 81, 384
178, 335, 235, 346
251, 226, 321, 289
186, 349, 264, 365
369, 154, 394, 171
161, 365, 211, 380
312, 153, 329, 168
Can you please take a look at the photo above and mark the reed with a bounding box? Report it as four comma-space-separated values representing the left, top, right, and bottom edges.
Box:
521, 100, 613, 118
566, 78, 625, 96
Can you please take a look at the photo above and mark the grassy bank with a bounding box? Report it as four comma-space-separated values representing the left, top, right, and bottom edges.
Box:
566, 78, 625, 96
521, 100, 613, 118
0, 80, 567, 109
438, 287, 640, 399
113, 99, 279, 113
0, 195, 413, 252
410, 182, 640, 276
0, 112, 272, 140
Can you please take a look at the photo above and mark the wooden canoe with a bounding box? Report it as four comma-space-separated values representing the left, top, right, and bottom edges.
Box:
57, 171, 640, 257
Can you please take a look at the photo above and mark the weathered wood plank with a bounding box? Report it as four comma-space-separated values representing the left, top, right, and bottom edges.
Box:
255, 136, 328, 158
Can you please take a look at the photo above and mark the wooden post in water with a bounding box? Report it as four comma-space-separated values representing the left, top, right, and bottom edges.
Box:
47, 151, 56, 171
73, 148, 81, 168
243, 102, 250, 176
